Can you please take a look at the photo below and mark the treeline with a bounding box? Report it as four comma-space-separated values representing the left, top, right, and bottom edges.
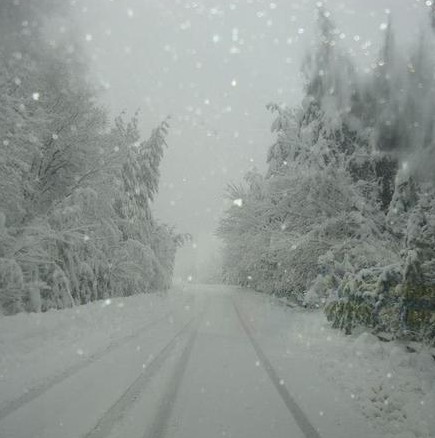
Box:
218, 8, 435, 342
0, 1, 181, 314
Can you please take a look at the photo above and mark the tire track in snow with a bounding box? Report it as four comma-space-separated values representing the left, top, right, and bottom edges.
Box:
83, 317, 197, 438
0, 308, 181, 421
144, 316, 200, 438
232, 300, 322, 438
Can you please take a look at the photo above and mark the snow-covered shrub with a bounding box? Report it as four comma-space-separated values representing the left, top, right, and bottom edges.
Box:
325, 265, 403, 335
0, 259, 24, 315
44, 267, 74, 311
304, 275, 330, 308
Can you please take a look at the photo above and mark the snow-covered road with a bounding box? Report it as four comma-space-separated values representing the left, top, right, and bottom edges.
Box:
0, 285, 432, 438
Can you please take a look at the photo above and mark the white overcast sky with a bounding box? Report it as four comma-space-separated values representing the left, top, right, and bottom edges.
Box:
73, 0, 430, 243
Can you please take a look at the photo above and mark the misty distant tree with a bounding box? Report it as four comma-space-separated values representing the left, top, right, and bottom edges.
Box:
265, 104, 296, 178
301, 8, 362, 158
120, 117, 169, 219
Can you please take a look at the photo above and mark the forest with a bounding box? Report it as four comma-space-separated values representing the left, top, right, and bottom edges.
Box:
0, 1, 181, 314
2, 2, 435, 345
218, 7, 435, 343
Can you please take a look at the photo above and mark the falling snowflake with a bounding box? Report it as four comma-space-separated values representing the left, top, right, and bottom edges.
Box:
233, 198, 243, 207
103, 298, 112, 307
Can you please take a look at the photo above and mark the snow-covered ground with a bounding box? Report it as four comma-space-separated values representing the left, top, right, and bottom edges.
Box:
0, 285, 433, 438
0, 289, 191, 414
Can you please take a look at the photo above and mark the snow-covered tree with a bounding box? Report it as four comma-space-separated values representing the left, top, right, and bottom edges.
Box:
219, 7, 435, 341
0, 3, 181, 314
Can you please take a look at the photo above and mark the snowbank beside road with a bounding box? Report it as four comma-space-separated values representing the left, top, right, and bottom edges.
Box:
328, 331, 435, 438
284, 304, 435, 438
240, 291, 435, 438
